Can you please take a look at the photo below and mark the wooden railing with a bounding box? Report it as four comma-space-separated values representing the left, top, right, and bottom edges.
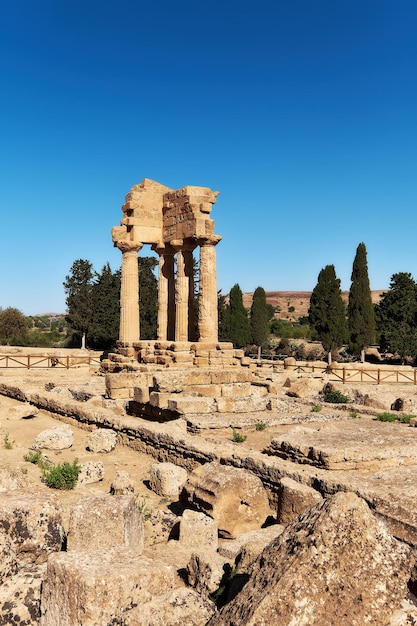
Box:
279, 362, 417, 385
0, 354, 102, 369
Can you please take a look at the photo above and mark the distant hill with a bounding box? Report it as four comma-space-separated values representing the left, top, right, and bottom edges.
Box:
242, 291, 385, 322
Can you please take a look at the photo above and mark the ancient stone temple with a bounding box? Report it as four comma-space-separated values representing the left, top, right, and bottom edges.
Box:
112, 178, 221, 346
102, 178, 274, 414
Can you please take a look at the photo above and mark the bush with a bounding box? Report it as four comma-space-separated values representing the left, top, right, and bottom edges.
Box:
255, 421, 267, 431
42, 459, 81, 490
232, 429, 247, 443
311, 404, 322, 413
323, 390, 351, 404
374, 412, 415, 424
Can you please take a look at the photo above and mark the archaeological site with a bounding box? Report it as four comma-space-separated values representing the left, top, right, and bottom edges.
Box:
2, 178, 417, 625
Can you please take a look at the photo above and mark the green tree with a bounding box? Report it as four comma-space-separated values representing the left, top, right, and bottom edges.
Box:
250, 286, 269, 348
88, 263, 121, 350
308, 265, 347, 355
63, 260, 94, 349
347, 242, 376, 359
375, 272, 417, 362
139, 256, 158, 339
218, 291, 230, 342
229, 284, 251, 348
0, 307, 29, 345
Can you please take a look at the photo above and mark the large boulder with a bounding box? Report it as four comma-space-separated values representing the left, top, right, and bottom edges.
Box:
184, 462, 271, 538
32, 425, 74, 451
208, 492, 413, 626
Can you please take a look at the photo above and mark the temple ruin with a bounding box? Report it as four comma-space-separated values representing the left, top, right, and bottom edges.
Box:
102, 178, 275, 413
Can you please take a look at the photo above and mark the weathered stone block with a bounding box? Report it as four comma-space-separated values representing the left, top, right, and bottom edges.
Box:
40, 550, 175, 626
277, 476, 323, 524
87, 428, 117, 453
207, 492, 412, 626
150, 462, 188, 499
67, 495, 144, 553
220, 382, 251, 397
32, 425, 74, 450
179, 509, 218, 550
168, 397, 216, 415
1, 564, 45, 625
184, 463, 271, 539
0, 490, 62, 565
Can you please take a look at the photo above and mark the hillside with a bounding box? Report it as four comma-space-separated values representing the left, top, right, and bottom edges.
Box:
242, 291, 385, 322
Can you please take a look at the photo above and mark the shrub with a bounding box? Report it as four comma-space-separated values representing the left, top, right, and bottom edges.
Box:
323, 390, 351, 404
375, 412, 397, 422
311, 404, 322, 413
255, 421, 267, 431
24, 450, 52, 470
349, 411, 359, 418
400, 414, 415, 424
4, 433, 13, 449
135, 496, 152, 521
42, 459, 81, 490
232, 429, 247, 443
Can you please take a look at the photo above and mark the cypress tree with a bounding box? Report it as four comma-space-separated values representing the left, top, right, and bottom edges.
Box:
229, 284, 251, 348
250, 286, 269, 348
348, 242, 375, 357
375, 272, 417, 362
139, 256, 158, 339
308, 265, 347, 354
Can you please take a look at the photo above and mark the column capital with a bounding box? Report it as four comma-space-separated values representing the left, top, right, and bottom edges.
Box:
198, 235, 222, 247
115, 241, 144, 254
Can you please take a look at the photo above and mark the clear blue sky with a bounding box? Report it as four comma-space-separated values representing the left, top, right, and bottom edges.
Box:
1, 0, 416, 315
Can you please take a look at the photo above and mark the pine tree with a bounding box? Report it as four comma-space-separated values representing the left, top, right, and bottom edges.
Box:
347, 242, 375, 358
375, 272, 417, 362
250, 286, 269, 348
308, 265, 347, 354
63, 260, 94, 349
229, 284, 251, 348
89, 263, 121, 350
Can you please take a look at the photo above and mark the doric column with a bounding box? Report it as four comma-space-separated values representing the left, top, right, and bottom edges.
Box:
156, 246, 175, 341
198, 237, 221, 342
174, 245, 189, 342
118, 242, 143, 343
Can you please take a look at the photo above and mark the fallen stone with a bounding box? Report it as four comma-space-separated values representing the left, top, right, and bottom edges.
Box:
32, 425, 74, 451
184, 462, 271, 538
179, 509, 218, 550
277, 476, 323, 524
9, 403, 39, 419
208, 491, 413, 626
87, 428, 117, 453
0, 564, 45, 626
150, 461, 188, 499
110, 470, 135, 495
66, 494, 144, 553
0, 490, 62, 565
186, 550, 232, 597
40, 549, 175, 626
78, 461, 104, 485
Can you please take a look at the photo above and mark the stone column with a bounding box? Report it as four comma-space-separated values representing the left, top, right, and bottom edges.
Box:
198, 237, 221, 342
174, 245, 189, 342
156, 247, 175, 341
118, 243, 143, 343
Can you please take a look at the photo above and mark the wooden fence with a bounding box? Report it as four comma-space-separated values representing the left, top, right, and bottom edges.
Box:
0, 354, 102, 369
281, 362, 417, 385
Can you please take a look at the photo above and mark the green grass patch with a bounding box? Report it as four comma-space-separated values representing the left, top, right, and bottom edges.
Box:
255, 421, 267, 431
3, 433, 13, 449
349, 411, 359, 418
